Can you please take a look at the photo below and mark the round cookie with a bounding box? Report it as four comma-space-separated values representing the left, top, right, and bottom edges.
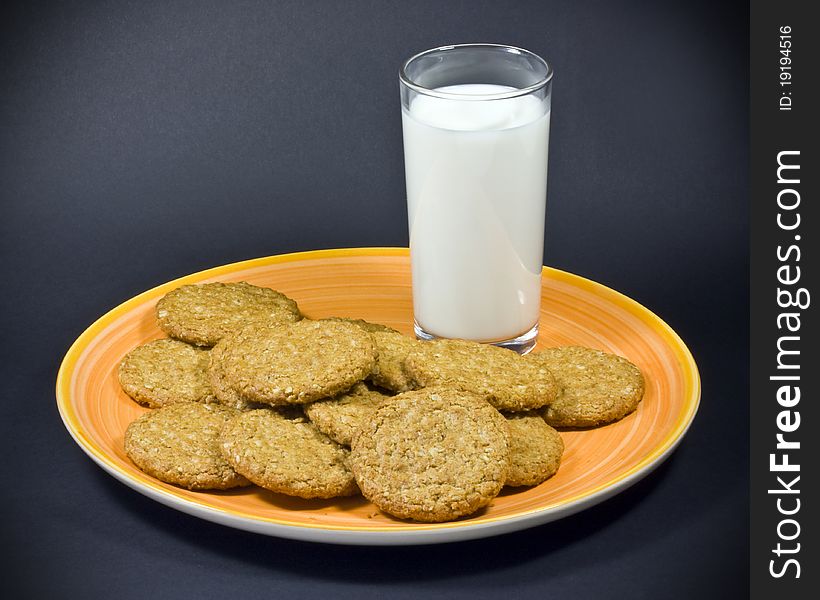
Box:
220, 409, 358, 499
118, 338, 214, 408
124, 403, 251, 490
504, 412, 564, 487
529, 346, 645, 428
304, 382, 390, 446
214, 319, 377, 405
368, 331, 421, 393
349, 388, 510, 523
318, 317, 399, 335
156, 282, 301, 346
404, 339, 558, 412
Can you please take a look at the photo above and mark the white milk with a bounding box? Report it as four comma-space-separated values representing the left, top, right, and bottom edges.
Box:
402, 84, 550, 342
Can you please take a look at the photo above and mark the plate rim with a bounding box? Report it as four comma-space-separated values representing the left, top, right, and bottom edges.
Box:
56, 247, 700, 544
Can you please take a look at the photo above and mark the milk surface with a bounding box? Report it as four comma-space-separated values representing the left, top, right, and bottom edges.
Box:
402, 84, 550, 342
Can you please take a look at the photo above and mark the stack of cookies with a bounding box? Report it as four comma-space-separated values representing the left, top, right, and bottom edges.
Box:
119, 282, 645, 523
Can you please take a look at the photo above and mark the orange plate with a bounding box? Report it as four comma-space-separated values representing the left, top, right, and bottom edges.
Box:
56, 248, 699, 545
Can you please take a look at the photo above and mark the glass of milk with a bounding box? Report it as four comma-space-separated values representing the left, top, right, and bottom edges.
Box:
400, 44, 553, 354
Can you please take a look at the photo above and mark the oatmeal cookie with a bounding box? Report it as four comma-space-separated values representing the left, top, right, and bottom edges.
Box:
118, 338, 214, 408
318, 317, 399, 334
404, 339, 558, 412
304, 382, 390, 446
529, 346, 645, 428
349, 388, 509, 522
156, 282, 301, 346
220, 408, 358, 499
214, 319, 377, 405
368, 330, 420, 393
207, 339, 266, 411
504, 412, 564, 487
124, 403, 250, 490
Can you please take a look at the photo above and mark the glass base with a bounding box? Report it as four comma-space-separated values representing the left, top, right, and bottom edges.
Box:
413, 321, 539, 355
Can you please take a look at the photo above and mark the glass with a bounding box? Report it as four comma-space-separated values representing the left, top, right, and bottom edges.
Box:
399, 44, 553, 354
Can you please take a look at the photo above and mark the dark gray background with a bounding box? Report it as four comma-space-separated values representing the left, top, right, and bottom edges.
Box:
0, 1, 748, 598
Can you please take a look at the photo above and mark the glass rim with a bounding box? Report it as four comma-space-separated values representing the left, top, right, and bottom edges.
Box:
399, 43, 553, 101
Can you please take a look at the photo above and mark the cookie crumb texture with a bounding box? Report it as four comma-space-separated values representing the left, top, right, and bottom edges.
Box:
215, 320, 377, 405
156, 282, 301, 346
220, 409, 359, 499
349, 389, 509, 522
118, 338, 214, 408
124, 403, 250, 490
504, 412, 564, 487
405, 339, 558, 412
532, 346, 645, 427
